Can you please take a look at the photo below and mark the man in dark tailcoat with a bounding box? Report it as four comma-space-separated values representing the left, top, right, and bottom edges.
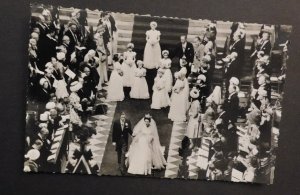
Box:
172, 35, 194, 75
112, 112, 132, 175
223, 84, 240, 124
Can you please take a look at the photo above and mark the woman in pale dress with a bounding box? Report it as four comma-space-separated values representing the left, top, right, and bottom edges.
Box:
107, 55, 125, 101
94, 33, 108, 90
127, 114, 166, 175
122, 43, 137, 87
143, 21, 162, 69
151, 68, 170, 109
159, 50, 173, 93
130, 60, 149, 99
168, 71, 188, 122
186, 87, 201, 148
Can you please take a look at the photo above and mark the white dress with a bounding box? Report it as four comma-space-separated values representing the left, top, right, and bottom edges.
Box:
127, 118, 166, 175
160, 58, 173, 93
127, 124, 153, 175
106, 62, 125, 101
122, 51, 136, 87
168, 79, 187, 122
130, 68, 150, 99
143, 30, 161, 69
186, 100, 201, 139
151, 76, 170, 109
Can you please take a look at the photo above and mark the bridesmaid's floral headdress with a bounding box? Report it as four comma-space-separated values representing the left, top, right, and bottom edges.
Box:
144, 114, 152, 121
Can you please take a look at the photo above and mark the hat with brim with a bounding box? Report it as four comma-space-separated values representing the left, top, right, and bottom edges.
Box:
190, 88, 200, 99
70, 81, 83, 92
229, 77, 239, 86
57, 52, 65, 61
46, 102, 56, 110
25, 149, 40, 161
39, 113, 49, 122
39, 78, 47, 86
197, 74, 206, 82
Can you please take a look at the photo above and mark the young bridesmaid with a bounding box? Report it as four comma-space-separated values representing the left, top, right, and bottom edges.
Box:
168, 71, 188, 122
159, 50, 173, 93
122, 43, 137, 87
107, 54, 125, 101
151, 68, 170, 109
130, 60, 150, 99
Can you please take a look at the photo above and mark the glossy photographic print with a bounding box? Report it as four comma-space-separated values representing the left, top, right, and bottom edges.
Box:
24, 3, 292, 184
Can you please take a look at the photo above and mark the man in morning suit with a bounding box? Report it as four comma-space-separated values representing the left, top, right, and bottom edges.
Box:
112, 112, 132, 175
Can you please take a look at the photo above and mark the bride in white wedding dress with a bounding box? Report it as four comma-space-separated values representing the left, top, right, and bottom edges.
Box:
126, 114, 166, 175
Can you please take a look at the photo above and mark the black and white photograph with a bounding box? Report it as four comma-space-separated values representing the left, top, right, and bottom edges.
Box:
24, 3, 292, 184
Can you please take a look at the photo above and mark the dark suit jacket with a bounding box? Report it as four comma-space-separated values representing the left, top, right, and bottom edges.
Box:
65, 30, 79, 54
256, 40, 272, 56
173, 42, 195, 64
225, 58, 240, 79
229, 39, 245, 58
112, 119, 132, 150
109, 15, 117, 33
223, 92, 240, 123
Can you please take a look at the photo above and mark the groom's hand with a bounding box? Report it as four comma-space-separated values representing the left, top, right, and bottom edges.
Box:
112, 142, 116, 146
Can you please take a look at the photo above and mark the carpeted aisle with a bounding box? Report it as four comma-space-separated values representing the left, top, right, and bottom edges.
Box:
99, 98, 173, 177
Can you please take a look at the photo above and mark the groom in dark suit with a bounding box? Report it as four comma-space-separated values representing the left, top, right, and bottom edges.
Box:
112, 112, 132, 174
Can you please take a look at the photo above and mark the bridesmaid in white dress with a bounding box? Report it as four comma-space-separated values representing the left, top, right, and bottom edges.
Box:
130, 60, 150, 99
159, 50, 173, 93
143, 21, 162, 69
168, 71, 188, 122
122, 43, 137, 87
107, 55, 125, 101
151, 68, 170, 109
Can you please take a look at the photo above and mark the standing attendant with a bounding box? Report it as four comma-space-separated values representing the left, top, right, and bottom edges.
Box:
186, 88, 201, 149
143, 21, 161, 69
112, 112, 132, 175
130, 61, 149, 99
122, 43, 137, 89
159, 50, 173, 93
143, 21, 162, 94
168, 72, 188, 122
151, 68, 170, 109
107, 55, 125, 101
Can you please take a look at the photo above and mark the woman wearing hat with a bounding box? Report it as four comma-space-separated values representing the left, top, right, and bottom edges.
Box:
159, 50, 173, 93
107, 54, 125, 101
168, 71, 188, 122
143, 21, 162, 69
37, 78, 51, 105
151, 68, 170, 109
186, 87, 201, 148
130, 60, 149, 99
122, 43, 137, 88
